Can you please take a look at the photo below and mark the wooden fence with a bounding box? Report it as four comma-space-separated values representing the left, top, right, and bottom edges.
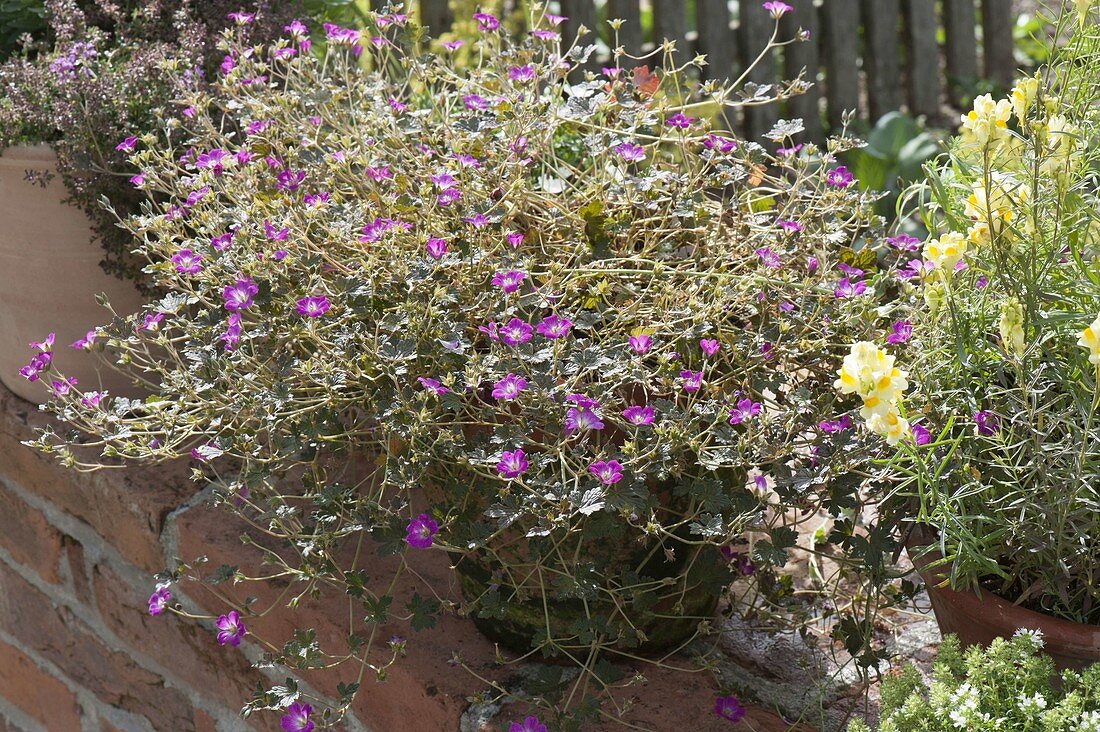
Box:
414, 0, 1020, 140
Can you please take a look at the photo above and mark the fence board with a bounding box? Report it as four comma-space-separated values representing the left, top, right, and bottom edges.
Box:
560, 0, 600, 75
696, 0, 737, 82
607, 0, 643, 67
861, 0, 901, 119
943, 0, 979, 100
419, 0, 453, 35
902, 0, 942, 119
981, 0, 1015, 87
821, 0, 861, 129
781, 0, 821, 140
652, 0, 689, 65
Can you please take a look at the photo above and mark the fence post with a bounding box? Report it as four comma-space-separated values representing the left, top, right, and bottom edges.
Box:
696, 0, 737, 83
739, 1, 780, 141
560, 0, 601, 76
821, 0, 861, 130
607, 0, 644, 67
652, 0, 689, 66
861, 0, 901, 120
943, 0, 979, 102
902, 0, 942, 120
781, 0, 821, 140
419, 0, 453, 35
981, 0, 1015, 87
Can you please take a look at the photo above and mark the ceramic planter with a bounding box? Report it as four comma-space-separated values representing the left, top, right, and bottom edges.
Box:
0, 144, 144, 404
907, 526, 1100, 670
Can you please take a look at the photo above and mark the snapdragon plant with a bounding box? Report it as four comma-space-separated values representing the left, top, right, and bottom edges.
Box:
30, 4, 914, 727
836, 2, 1100, 623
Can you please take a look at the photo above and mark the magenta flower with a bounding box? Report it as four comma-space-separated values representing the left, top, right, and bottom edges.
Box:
464, 213, 490, 228
442, 40, 464, 50
296, 296, 330, 318
215, 610, 246, 646
837, 262, 864, 279
700, 338, 721, 357
506, 232, 525, 248
833, 278, 866, 298
497, 449, 529, 478
426, 238, 448, 259
49, 376, 77, 396
454, 153, 480, 168
141, 312, 165, 332
148, 586, 171, 616
223, 278, 259, 311
536, 315, 572, 339
280, 702, 314, 732
264, 219, 289, 241
886, 320, 912, 345
703, 134, 737, 153
304, 191, 330, 207
130, 173, 145, 187
819, 415, 852, 433
418, 377, 448, 395
778, 219, 804, 233
221, 313, 242, 351
115, 136, 137, 152
171, 248, 202, 274
500, 318, 533, 346
762, 1, 792, 18
628, 334, 652, 354
473, 12, 500, 31
826, 165, 855, 188
665, 113, 695, 129
584, 459, 622, 486
508, 716, 547, 732
680, 370, 703, 393
623, 405, 655, 426
463, 94, 489, 110
974, 410, 999, 436
714, 695, 746, 722
437, 187, 461, 206
406, 513, 439, 549
479, 321, 500, 342
728, 398, 762, 424
365, 165, 393, 182
564, 407, 604, 433
531, 29, 559, 40
211, 231, 235, 251
80, 391, 105, 408
19, 352, 51, 382
776, 143, 804, 156
887, 233, 922, 251
755, 247, 781, 268
975, 275, 989, 289
30, 333, 54, 352
912, 422, 932, 446
276, 169, 305, 192
614, 143, 645, 162
227, 10, 255, 24
509, 65, 535, 82
492, 270, 527, 294
492, 373, 527, 401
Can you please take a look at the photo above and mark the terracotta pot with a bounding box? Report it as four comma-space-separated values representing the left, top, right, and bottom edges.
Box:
906, 526, 1100, 670
0, 144, 145, 404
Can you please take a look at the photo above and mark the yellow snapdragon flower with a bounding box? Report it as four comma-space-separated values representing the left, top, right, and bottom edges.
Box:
866, 408, 911, 446
1079, 313, 1100, 365
967, 221, 991, 248
960, 94, 1013, 149
923, 232, 969, 275
1039, 115, 1081, 178
998, 298, 1026, 357
1011, 77, 1039, 125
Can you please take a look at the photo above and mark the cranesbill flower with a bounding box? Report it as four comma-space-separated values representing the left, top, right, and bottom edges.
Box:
531, 29, 559, 40
464, 213, 490, 228
714, 694, 746, 722
223, 278, 258, 311
974, 410, 999, 436
492, 373, 527, 400
281, 702, 314, 732
564, 408, 604, 433
779, 219, 804, 233
628, 334, 652, 354
49, 377, 77, 396
506, 232, 524, 248
911, 422, 932, 445
703, 134, 737, 153
454, 153, 480, 168
492, 270, 526, 293
826, 165, 855, 188
509, 65, 535, 82
437, 187, 461, 206
622, 405, 655, 426
172, 249, 202, 274
130, 173, 145, 187
148, 587, 170, 616
406, 513, 439, 548
833, 278, 866, 298
497, 449, 528, 478
264, 220, 289, 241
536, 315, 572, 339
589, 459, 623, 485
276, 169, 305, 191
665, 113, 695, 128
141, 312, 165, 332
508, 716, 547, 732
500, 318, 533, 346
680, 370, 703, 393
762, 1, 792, 18
19, 352, 51, 382
700, 338, 721, 357
886, 320, 912, 345
215, 610, 246, 646
227, 11, 255, 24
426, 238, 448, 259
418, 377, 448, 395
837, 262, 863, 278
755, 247, 781, 268
473, 12, 500, 30
887, 233, 921, 251
728, 398, 762, 424
296, 296, 330, 318
115, 136, 137, 152
614, 143, 645, 162
304, 192, 330, 207
819, 415, 852, 433
365, 165, 393, 182
463, 94, 488, 110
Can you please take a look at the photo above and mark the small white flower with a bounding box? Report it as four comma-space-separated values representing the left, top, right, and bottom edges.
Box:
1017, 692, 1047, 714
1013, 627, 1045, 649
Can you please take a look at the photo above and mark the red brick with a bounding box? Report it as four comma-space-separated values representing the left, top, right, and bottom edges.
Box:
0, 638, 82, 730
0, 561, 197, 730
0, 389, 198, 573
0, 482, 63, 583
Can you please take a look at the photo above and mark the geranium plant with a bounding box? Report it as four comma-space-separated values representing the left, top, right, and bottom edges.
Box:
836, 2, 1100, 622
30, 3, 914, 727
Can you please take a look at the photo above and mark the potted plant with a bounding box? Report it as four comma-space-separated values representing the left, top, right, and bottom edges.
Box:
847, 630, 1100, 731
30, 5, 908, 727
0, 0, 301, 403
835, 2, 1100, 669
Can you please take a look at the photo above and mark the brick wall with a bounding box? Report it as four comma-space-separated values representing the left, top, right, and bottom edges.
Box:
0, 383, 808, 731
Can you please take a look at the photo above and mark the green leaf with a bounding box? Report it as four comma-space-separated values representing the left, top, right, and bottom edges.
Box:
406, 593, 440, 631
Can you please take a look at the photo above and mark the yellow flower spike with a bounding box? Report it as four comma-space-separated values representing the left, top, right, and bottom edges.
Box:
1078, 313, 1100, 365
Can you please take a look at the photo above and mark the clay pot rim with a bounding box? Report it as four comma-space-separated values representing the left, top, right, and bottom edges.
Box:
906, 524, 1097, 636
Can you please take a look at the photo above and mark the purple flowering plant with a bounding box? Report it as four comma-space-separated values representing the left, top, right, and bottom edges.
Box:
27, 5, 912, 726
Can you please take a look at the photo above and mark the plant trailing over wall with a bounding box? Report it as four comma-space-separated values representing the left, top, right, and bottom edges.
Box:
28, 2, 926, 728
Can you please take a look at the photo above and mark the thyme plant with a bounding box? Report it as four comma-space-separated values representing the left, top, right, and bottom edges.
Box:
30, 4, 912, 727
